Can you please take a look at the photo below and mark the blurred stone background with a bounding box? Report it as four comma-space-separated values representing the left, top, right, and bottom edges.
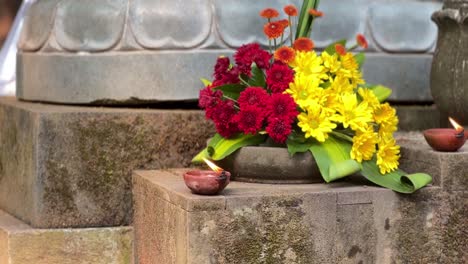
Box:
0, 0, 21, 48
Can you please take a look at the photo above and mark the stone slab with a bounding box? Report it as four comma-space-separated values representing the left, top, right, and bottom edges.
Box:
363, 54, 433, 102
16, 51, 223, 104
0, 210, 133, 264
133, 169, 466, 264
17, 51, 434, 105
0, 97, 214, 228
395, 105, 444, 131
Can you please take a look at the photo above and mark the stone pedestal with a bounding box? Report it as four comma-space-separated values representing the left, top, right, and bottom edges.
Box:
0, 97, 214, 228
17, 0, 441, 104
0, 210, 133, 264
133, 133, 467, 264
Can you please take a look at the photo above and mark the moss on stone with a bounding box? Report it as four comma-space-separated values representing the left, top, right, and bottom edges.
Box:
393, 190, 441, 263
204, 197, 317, 264
38, 111, 213, 227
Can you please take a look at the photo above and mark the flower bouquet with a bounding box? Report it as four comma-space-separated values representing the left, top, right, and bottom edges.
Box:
193, 0, 432, 193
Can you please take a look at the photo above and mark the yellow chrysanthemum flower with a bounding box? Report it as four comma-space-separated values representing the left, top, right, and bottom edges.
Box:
358, 88, 380, 110
330, 75, 355, 95
335, 93, 373, 132
290, 51, 327, 80
378, 115, 399, 139
351, 128, 378, 163
341, 53, 359, 71
339, 53, 365, 87
321, 51, 341, 74
286, 73, 322, 108
297, 103, 337, 142
373, 103, 396, 124
322, 88, 341, 114
376, 137, 400, 174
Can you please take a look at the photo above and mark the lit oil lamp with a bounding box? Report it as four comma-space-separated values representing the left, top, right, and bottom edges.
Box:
423, 117, 466, 152
183, 158, 231, 195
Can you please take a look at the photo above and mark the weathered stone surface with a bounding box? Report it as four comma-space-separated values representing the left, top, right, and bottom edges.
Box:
133, 169, 465, 264
16, 51, 222, 104
363, 54, 433, 102
55, 0, 127, 52
395, 105, 443, 131
17, 51, 434, 104
0, 210, 133, 264
431, 1, 468, 124
130, 0, 212, 49
18, 0, 59, 51
0, 97, 214, 228
16, 0, 439, 104
397, 133, 468, 191
368, 2, 441, 52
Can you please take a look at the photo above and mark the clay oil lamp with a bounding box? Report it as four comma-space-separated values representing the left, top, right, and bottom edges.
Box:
423, 117, 466, 152
183, 158, 231, 195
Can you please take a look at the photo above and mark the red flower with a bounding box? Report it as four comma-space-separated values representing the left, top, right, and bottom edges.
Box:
234, 43, 271, 72
199, 86, 222, 119
335, 44, 347, 56
278, 19, 290, 28
266, 118, 293, 143
238, 87, 269, 108
213, 57, 231, 80
235, 106, 265, 135
308, 9, 324, 17
264, 21, 285, 39
293, 37, 315, 52
260, 8, 280, 19
356, 34, 369, 49
213, 66, 241, 86
284, 5, 298, 16
212, 100, 239, 138
267, 93, 298, 121
274, 46, 296, 64
266, 62, 295, 93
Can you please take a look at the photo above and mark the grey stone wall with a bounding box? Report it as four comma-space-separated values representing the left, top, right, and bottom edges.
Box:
17, 0, 442, 104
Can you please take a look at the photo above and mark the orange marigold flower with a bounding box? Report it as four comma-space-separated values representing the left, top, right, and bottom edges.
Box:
335, 44, 347, 56
356, 34, 369, 49
260, 8, 280, 19
274, 46, 296, 64
278, 19, 290, 28
308, 9, 324, 17
284, 5, 298, 16
264, 21, 285, 39
293, 37, 315, 52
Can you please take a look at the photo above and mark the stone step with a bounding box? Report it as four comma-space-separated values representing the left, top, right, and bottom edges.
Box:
0, 97, 213, 228
0, 210, 133, 264
132, 168, 466, 264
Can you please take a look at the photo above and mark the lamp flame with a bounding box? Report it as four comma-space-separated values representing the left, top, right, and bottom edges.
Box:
202, 158, 224, 173
449, 117, 464, 134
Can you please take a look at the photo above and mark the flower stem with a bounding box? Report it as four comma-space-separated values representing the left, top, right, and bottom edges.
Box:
239, 76, 250, 87
331, 131, 353, 143
289, 16, 294, 46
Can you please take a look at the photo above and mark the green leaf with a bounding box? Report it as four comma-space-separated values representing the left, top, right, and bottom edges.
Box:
201, 78, 212, 86
248, 63, 266, 87
354, 53, 365, 69
368, 85, 392, 102
191, 134, 224, 164
329, 159, 363, 181
324, 39, 347, 55
296, 0, 320, 38
210, 134, 267, 160
287, 136, 314, 156
360, 160, 432, 194
309, 136, 361, 182
213, 84, 245, 100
